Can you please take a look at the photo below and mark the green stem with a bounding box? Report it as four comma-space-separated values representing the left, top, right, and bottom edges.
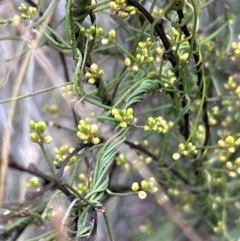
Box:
40, 144, 56, 176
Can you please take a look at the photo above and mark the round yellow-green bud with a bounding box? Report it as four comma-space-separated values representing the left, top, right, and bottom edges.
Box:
143, 126, 150, 132
141, 180, 148, 190
118, 11, 129, 19
146, 57, 154, 63
145, 157, 152, 164
92, 137, 100, 145
218, 140, 225, 148
172, 153, 180, 160
178, 143, 185, 151
226, 161, 233, 170
18, 3, 27, 12
111, 108, 119, 116
79, 119, 87, 126
44, 136, 52, 144
109, 1, 118, 11
85, 71, 92, 79
80, 27, 86, 34
225, 135, 235, 145
114, 114, 122, 121
38, 121, 47, 132
125, 58, 131, 66
136, 54, 143, 62
235, 157, 240, 166
116, 0, 125, 5
126, 108, 133, 116
120, 121, 127, 128
88, 78, 96, 84
138, 191, 147, 199
98, 69, 104, 76
29, 133, 39, 142
108, 29, 116, 39
131, 182, 139, 191
79, 173, 86, 180
101, 38, 109, 45
146, 38, 152, 47
96, 27, 103, 36
28, 7, 37, 16
77, 132, 89, 141
147, 117, 155, 126
29, 120, 36, 130
90, 63, 98, 73
90, 124, 98, 134
131, 66, 138, 73
64, 165, 71, 172
125, 6, 134, 12
148, 177, 156, 186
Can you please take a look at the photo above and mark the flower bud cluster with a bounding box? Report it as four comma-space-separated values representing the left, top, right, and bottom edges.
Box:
111, 108, 134, 128
43, 104, 58, 118
85, 63, 104, 84
109, 0, 136, 20
26, 177, 40, 188
224, 75, 237, 90
76, 173, 91, 194
195, 125, 205, 142
179, 142, 198, 156
218, 135, 240, 153
29, 120, 52, 144
139, 155, 152, 164
18, 3, 36, 19
115, 153, 130, 171
143, 116, 173, 134
61, 84, 75, 98
230, 35, 240, 61
223, 157, 240, 178
213, 221, 224, 234
131, 177, 158, 200
80, 26, 103, 40
77, 119, 100, 145
162, 70, 177, 87
172, 142, 198, 160
134, 39, 154, 66
53, 145, 76, 170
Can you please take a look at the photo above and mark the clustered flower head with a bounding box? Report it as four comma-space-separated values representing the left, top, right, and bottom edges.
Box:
85, 63, 104, 84
43, 104, 58, 118
29, 120, 52, 144
77, 119, 100, 145
178, 142, 198, 156
224, 157, 240, 178
115, 153, 130, 171
80, 26, 103, 40
26, 177, 40, 189
172, 142, 198, 160
144, 116, 173, 133
18, 3, 36, 19
109, 0, 136, 20
61, 84, 75, 98
135, 39, 154, 66
131, 177, 158, 200
162, 70, 177, 87
76, 173, 91, 195
53, 145, 76, 170
218, 135, 240, 153
195, 125, 205, 143
111, 108, 134, 128
230, 35, 240, 61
